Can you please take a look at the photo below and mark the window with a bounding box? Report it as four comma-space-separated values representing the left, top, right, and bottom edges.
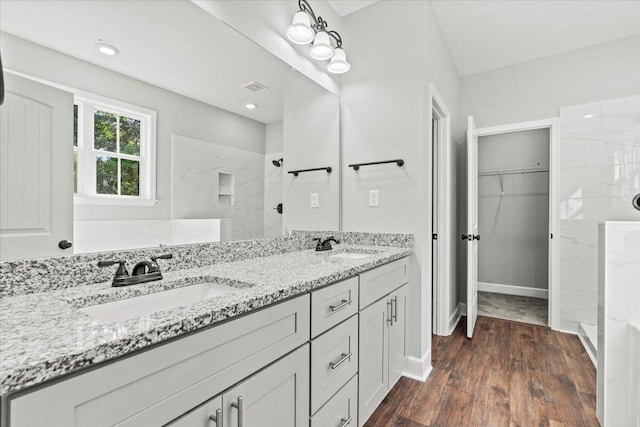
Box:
74, 93, 156, 206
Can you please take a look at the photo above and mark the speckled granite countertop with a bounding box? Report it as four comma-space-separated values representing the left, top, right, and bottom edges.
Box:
0, 244, 411, 397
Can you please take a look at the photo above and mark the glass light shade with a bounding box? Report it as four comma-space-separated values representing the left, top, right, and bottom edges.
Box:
310, 31, 334, 60
327, 48, 350, 74
286, 11, 314, 45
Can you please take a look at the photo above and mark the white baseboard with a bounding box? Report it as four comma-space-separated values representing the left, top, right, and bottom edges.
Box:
447, 303, 463, 335
402, 351, 432, 382
478, 282, 548, 299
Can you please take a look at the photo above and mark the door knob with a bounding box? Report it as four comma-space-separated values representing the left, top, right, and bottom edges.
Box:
473, 235, 480, 241
58, 240, 72, 249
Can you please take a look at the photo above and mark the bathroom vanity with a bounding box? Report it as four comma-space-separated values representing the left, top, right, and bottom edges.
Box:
0, 238, 412, 427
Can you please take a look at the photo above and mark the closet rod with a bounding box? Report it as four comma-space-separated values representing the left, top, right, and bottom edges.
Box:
478, 167, 549, 177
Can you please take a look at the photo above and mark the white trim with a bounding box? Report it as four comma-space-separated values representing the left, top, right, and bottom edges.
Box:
577, 324, 598, 367
428, 84, 454, 337
401, 351, 433, 382
74, 195, 157, 207
478, 282, 548, 299
474, 118, 560, 331
448, 302, 463, 335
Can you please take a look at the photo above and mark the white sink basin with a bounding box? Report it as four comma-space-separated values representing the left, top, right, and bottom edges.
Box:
80, 281, 239, 323
330, 252, 374, 260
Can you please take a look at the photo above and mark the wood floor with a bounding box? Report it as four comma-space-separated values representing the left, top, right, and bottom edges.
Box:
364, 316, 599, 427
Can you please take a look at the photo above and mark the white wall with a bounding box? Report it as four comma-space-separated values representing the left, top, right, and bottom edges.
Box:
478, 129, 549, 291
283, 71, 340, 231
264, 121, 284, 237
1, 33, 266, 222
462, 35, 640, 128
191, 0, 342, 95
341, 0, 461, 374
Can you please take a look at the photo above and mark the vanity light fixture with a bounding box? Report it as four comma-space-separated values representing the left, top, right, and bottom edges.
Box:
95, 42, 119, 56
245, 103, 257, 110
286, 0, 350, 74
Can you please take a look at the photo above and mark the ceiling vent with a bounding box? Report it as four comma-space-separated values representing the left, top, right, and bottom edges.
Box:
241, 81, 270, 92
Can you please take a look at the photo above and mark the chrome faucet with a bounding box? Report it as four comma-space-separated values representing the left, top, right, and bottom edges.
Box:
314, 236, 340, 251
98, 253, 173, 287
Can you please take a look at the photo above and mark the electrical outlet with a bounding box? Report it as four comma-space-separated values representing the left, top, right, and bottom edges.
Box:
369, 190, 379, 207
311, 193, 319, 208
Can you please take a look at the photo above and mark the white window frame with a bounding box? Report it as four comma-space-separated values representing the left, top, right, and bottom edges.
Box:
73, 91, 157, 207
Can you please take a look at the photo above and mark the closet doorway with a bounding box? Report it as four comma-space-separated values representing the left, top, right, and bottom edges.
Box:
465, 118, 559, 336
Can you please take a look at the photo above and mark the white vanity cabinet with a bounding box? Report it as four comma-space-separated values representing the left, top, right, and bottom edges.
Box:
8, 295, 310, 427
357, 258, 409, 426
169, 344, 310, 427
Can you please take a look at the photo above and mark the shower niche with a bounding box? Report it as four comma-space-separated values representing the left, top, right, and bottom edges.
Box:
218, 173, 234, 205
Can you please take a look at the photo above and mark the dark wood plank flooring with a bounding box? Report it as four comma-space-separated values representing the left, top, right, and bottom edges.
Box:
364, 316, 599, 427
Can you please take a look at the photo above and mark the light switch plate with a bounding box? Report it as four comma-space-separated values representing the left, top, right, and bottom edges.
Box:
311, 193, 319, 208
369, 190, 379, 207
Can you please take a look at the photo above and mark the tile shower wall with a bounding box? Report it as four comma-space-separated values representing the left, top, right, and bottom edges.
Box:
264, 152, 283, 237
558, 94, 640, 332
172, 134, 265, 240
597, 221, 640, 426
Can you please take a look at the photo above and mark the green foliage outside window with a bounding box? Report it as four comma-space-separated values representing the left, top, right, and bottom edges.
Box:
92, 109, 142, 196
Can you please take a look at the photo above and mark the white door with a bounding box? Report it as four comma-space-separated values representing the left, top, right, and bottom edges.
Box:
0, 73, 74, 260
466, 116, 479, 338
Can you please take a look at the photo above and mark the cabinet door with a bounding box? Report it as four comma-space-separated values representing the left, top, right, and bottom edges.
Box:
388, 284, 408, 388
358, 297, 389, 426
165, 396, 222, 427
223, 344, 309, 427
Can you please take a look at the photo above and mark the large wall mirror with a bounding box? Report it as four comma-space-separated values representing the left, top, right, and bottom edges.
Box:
0, 0, 340, 261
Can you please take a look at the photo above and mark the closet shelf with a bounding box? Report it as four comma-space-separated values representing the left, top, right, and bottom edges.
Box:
478, 166, 549, 177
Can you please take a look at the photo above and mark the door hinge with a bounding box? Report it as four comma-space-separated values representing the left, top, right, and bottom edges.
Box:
432, 234, 438, 240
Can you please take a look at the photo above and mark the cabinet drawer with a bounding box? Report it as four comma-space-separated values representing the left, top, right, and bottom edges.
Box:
10, 295, 310, 427
311, 315, 359, 414
359, 257, 409, 309
311, 277, 358, 338
311, 374, 358, 427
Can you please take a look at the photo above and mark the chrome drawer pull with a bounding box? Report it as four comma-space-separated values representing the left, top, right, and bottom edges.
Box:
209, 408, 222, 426
329, 352, 352, 370
340, 416, 353, 427
330, 299, 352, 312
231, 396, 244, 427
387, 300, 393, 326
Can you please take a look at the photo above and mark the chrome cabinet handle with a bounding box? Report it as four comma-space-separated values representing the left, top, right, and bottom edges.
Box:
231, 396, 244, 427
209, 408, 222, 426
330, 299, 352, 312
340, 416, 353, 427
329, 352, 352, 370
387, 300, 393, 326
392, 296, 398, 323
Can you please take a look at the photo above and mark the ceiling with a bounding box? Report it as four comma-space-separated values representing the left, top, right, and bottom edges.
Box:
327, 0, 380, 17
0, 0, 289, 124
431, 0, 640, 76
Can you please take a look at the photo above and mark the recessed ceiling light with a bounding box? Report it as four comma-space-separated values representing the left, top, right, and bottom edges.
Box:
583, 114, 595, 119
96, 42, 119, 56
245, 103, 257, 110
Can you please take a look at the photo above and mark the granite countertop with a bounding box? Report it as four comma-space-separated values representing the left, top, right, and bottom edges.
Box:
0, 244, 412, 397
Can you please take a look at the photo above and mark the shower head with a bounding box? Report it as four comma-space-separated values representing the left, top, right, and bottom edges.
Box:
272, 158, 283, 167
